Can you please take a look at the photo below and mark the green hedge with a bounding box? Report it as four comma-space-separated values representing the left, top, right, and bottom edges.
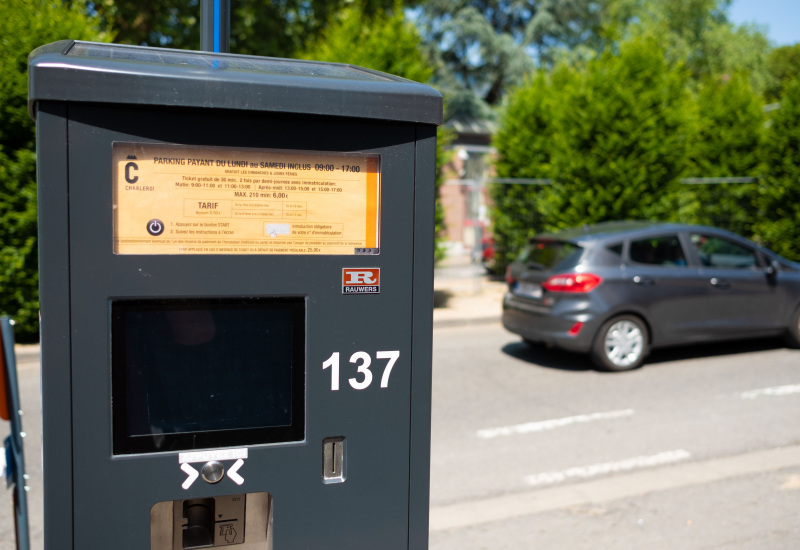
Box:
0, 0, 109, 341
492, 36, 800, 272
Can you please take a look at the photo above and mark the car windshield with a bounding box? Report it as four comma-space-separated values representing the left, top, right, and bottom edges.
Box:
517, 240, 583, 271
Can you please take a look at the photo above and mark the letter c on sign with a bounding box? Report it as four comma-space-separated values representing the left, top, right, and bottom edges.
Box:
125, 162, 139, 184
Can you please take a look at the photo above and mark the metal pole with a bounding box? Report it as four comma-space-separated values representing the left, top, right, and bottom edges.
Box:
201, 0, 230, 53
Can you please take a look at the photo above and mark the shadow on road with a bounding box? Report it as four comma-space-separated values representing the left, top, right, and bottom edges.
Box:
433, 289, 452, 309
501, 341, 593, 371
645, 337, 787, 364
502, 337, 788, 372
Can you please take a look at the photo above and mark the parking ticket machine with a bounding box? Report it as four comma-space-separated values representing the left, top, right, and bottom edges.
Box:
29, 41, 441, 549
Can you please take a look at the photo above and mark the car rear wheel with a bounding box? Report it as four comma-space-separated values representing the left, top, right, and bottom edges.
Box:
784, 306, 800, 348
592, 315, 649, 372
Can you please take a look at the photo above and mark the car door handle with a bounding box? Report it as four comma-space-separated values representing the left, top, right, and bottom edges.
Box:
709, 277, 730, 289
632, 276, 654, 286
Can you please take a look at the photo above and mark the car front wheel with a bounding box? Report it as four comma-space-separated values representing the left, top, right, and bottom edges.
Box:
591, 315, 649, 372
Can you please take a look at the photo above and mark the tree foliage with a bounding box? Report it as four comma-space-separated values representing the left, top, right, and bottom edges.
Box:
301, 2, 432, 83
608, 0, 772, 93
491, 38, 694, 269
765, 44, 800, 103
754, 77, 800, 261
89, 0, 404, 57
416, 0, 604, 118
86, 0, 198, 48
487, 0, 792, 271
433, 127, 453, 262
490, 72, 554, 268
0, 0, 109, 340
300, 2, 449, 260
543, 39, 692, 227
681, 74, 764, 235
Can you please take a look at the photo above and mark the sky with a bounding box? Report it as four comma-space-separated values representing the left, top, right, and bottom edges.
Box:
728, 0, 800, 46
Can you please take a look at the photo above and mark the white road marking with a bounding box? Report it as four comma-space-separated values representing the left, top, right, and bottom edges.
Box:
780, 474, 800, 490
430, 445, 800, 532
525, 449, 691, 487
739, 383, 800, 400
477, 409, 634, 440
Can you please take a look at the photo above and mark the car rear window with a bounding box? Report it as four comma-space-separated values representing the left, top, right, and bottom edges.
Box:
517, 240, 583, 271
607, 243, 623, 256
629, 235, 687, 267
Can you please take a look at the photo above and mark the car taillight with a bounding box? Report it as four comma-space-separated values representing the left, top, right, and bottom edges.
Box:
542, 273, 602, 293
505, 265, 516, 286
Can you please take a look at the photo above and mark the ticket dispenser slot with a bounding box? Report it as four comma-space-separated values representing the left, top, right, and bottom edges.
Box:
182, 498, 216, 548
151, 492, 272, 549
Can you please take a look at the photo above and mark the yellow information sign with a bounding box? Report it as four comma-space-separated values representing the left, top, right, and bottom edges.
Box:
113, 143, 380, 255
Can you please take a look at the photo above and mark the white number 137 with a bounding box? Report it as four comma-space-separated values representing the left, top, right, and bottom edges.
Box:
322, 350, 400, 391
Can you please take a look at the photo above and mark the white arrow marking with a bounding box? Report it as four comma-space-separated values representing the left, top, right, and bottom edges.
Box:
181, 463, 199, 490
525, 449, 691, 487
477, 409, 634, 439
739, 383, 800, 400
227, 459, 245, 485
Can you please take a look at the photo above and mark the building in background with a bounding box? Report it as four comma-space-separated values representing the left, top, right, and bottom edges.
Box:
440, 115, 496, 260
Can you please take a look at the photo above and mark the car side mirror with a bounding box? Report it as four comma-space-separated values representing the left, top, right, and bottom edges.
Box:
765, 259, 780, 281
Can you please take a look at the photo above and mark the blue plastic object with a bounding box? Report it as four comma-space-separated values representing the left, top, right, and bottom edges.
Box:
1, 317, 29, 550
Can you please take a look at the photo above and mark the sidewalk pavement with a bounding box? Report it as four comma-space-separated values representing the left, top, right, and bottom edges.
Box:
432, 255, 506, 329
14, 344, 40, 363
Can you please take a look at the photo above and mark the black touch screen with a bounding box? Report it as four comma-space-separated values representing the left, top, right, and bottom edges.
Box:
112, 297, 305, 454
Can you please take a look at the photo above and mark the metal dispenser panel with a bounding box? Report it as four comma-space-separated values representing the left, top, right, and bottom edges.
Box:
151, 493, 272, 550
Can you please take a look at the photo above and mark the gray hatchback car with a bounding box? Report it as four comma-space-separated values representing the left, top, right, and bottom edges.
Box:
502, 222, 800, 371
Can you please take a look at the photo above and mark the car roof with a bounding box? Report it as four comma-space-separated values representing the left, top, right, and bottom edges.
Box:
526, 221, 800, 269
534, 221, 729, 244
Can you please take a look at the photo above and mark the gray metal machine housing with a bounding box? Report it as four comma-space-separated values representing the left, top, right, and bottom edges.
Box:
30, 40, 440, 549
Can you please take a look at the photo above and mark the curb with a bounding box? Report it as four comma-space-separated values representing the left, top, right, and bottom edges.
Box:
433, 315, 501, 329
14, 344, 40, 363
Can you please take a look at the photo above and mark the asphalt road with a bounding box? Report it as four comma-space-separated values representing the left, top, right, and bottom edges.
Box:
429, 323, 800, 549
2, 326, 799, 549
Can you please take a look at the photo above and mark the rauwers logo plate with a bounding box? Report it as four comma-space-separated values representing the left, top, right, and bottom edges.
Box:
342, 268, 380, 294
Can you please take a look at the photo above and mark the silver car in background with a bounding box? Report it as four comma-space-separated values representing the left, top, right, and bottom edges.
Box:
502, 222, 800, 371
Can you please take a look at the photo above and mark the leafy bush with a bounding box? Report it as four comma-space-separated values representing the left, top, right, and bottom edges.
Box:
755, 76, 800, 261
680, 74, 764, 236
301, 3, 450, 261
0, 0, 109, 340
491, 38, 693, 271
490, 72, 554, 270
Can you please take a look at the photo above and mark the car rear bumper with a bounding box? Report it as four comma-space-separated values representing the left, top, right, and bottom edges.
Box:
501, 292, 599, 352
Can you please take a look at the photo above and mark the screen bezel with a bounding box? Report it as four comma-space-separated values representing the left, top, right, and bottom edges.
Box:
111, 296, 306, 455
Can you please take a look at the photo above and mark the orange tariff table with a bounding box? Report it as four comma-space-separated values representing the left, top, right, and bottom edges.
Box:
113, 143, 380, 255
